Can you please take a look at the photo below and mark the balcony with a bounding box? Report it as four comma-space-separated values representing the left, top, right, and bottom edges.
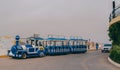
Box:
109, 5, 120, 26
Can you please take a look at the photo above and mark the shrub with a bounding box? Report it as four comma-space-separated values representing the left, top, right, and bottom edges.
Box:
110, 45, 120, 64
108, 22, 120, 45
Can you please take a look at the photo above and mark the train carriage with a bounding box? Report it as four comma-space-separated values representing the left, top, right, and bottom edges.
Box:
45, 36, 70, 55
69, 37, 87, 53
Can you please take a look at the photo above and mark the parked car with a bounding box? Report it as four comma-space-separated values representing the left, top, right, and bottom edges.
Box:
101, 44, 112, 53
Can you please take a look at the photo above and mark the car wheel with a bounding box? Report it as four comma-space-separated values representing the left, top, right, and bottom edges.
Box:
101, 50, 104, 53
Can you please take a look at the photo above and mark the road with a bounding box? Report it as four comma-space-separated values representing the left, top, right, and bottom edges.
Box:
0, 51, 119, 70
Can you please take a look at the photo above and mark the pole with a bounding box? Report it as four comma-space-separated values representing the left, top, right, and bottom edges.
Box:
112, 0, 116, 18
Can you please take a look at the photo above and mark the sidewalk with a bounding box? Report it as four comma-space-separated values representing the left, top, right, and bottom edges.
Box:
108, 57, 120, 68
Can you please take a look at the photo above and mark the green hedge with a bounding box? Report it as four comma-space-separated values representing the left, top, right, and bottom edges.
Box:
108, 22, 120, 45
109, 23, 120, 64
110, 45, 120, 64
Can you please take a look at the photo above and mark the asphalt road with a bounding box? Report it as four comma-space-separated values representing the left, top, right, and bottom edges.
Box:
0, 51, 119, 70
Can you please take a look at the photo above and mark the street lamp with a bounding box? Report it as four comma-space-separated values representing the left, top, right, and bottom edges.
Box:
113, 0, 115, 9
112, 0, 116, 18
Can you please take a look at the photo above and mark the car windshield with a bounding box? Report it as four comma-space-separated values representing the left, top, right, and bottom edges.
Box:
104, 44, 112, 47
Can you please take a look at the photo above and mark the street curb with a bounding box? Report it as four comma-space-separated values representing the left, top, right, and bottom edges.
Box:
0, 55, 8, 58
108, 57, 120, 68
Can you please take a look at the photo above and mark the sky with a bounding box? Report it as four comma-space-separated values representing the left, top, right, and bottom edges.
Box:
0, 0, 119, 43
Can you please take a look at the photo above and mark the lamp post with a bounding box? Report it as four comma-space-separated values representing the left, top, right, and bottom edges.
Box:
112, 0, 116, 18
113, 0, 115, 9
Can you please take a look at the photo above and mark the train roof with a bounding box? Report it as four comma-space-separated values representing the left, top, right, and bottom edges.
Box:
69, 38, 87, 41
46, 37, 67, 40
28, 37, 44, 40
27, 35, 87, 41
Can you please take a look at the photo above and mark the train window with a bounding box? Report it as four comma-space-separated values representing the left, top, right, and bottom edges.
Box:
77, 41, 79, 45
79, 41, 82, 45
82, 41, 86, 45
74, 41, 78, 46
56, 41, 58, 46
64, 41, 67, 46
74, 41, 76, 46
51, 41, 55, 46
37, 40, 44, 46
66, 41, 69, 46
26, 40, 29, 44
26, 40, 31, 45
47, 41, 51, 46
56, 41, 61, 46
31, 40, 35, 45
61, 41, 64, 46
69, 41, 73, 46
42, 41, 46, 47
53, 41, 56, 46
78, 41, 80, 45
44, 41, 47, 46
36, 40, 38, 46
32, 41, 35, 46
39, 41, 42, 46
47, 41, 54, 46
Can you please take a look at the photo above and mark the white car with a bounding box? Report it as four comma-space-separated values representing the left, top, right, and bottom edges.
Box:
101, 44, 112, 53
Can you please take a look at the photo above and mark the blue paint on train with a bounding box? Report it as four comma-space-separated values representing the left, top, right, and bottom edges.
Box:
8, 35, 88, 59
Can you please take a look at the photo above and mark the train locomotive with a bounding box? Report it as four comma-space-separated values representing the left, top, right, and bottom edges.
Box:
7, 35, 88, 59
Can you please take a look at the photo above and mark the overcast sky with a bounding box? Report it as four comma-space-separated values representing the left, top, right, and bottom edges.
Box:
0, 0, 119, 43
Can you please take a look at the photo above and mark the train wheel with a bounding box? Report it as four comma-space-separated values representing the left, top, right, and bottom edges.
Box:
57, 47, 60, 55
22, 53, 27, 59
53, 48, 55, 55
40, 52, 45, 57
58, 47, 60, 55
50, 48, 53, 55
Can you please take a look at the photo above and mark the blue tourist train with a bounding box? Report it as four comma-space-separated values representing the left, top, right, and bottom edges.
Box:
7, 35, 88, 59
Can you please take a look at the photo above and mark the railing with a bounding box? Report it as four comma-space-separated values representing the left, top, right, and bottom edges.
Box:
109, 4, 120, 22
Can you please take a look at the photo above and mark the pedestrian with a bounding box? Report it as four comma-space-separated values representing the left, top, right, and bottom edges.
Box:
96, 43, 99, 50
